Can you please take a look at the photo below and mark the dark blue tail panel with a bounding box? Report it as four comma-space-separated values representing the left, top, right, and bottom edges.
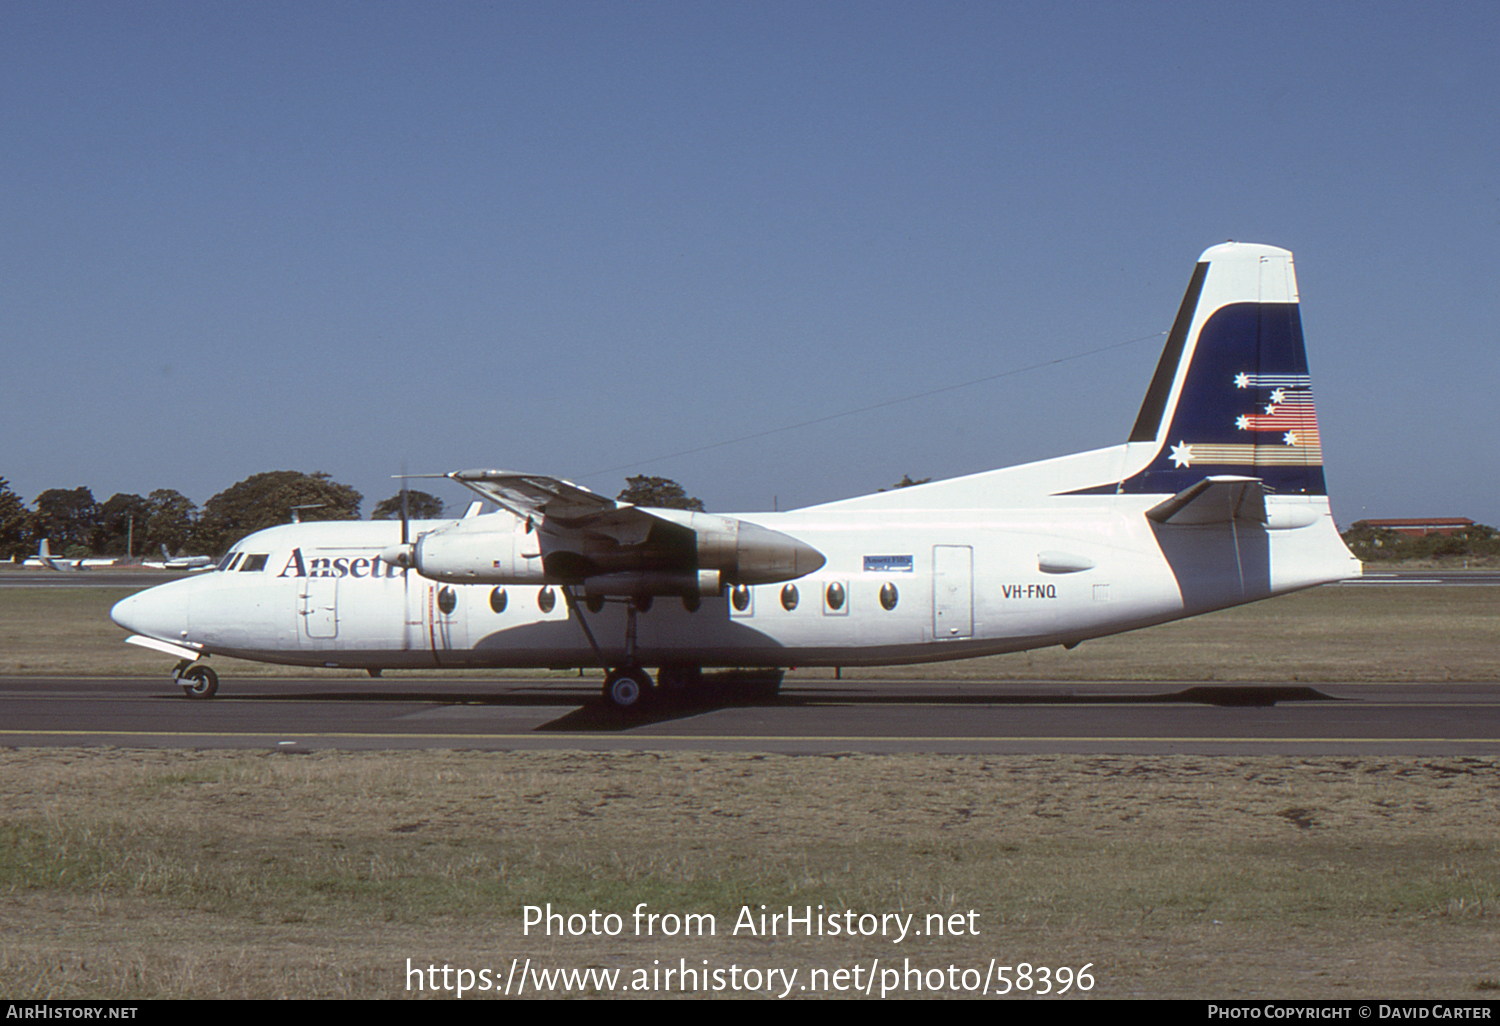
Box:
1122, 301, 1326, 497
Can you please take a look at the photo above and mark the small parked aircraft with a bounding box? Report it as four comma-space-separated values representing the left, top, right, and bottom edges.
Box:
27, 539, 114, 571
111, 242, 1359, 708
157, 545, 214, 571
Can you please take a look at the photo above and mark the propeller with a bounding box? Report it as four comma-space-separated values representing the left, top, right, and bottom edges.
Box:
380, 465, 418, 568
389, 462, 415, 655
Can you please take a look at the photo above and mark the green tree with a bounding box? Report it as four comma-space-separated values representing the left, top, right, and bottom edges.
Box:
617, 476, 704, 511
372, 490, 446, 521
881, 474, 932, 491
0, 479, 33, 560
141, 489, 199, 556
195, 471, 362, 554
94, 493, 151, 557
1341, 520, 1499, 563
33, 486, 100, 553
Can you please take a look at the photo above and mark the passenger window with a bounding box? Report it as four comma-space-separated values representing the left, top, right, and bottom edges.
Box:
239, 554, 269, 572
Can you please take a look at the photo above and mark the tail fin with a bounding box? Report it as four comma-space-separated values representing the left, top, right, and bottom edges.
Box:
1121, 242, 1324, 497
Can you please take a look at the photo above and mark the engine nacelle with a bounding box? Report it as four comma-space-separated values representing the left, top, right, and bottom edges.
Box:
406, 516, 546, 584
648, 509, 826, 585
382, 509, 824, 592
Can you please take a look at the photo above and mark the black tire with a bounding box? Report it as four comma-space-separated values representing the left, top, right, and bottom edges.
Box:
602, 667, 652, 711
180, 664, 219, 700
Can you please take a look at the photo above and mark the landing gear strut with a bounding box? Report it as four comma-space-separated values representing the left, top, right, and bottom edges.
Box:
563, 587, 656, 712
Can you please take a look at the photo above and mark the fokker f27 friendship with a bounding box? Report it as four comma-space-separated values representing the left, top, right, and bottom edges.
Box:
111, 243, 1360, 709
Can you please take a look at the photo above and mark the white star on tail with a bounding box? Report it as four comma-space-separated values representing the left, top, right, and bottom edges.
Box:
1169, 442, 1193, 467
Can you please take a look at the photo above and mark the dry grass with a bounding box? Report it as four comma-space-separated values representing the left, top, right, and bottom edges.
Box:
3, 749, 1500, 999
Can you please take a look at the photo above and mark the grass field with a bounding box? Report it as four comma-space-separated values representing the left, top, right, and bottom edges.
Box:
1, 585, 1498, 999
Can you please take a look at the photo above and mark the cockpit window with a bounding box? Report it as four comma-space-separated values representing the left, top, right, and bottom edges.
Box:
239, 554, 269, 572
224, 553, 244, 572
215, 552, 239, 572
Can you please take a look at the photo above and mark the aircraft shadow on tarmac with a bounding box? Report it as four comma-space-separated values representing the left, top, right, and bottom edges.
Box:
169, 681, 1342, 733
536, 684, 1343, 732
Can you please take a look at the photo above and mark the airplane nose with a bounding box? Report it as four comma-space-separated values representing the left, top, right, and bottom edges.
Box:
110, 581, 192, 641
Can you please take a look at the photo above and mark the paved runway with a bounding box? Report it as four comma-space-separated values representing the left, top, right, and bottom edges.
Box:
3, 675, 1497, 756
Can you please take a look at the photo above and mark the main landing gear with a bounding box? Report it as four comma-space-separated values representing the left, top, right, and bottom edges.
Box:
173, 660, 219, 699
562, 586, 664, 713
603, 666, 652, 710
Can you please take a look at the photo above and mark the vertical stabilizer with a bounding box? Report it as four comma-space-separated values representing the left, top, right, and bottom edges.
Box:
1121, 242, 1325, 497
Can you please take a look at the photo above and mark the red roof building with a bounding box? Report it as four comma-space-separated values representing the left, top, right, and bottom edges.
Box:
1359, 518, 1475, 537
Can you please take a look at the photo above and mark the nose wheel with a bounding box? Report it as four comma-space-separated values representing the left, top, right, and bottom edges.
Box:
176, 662, 219, 699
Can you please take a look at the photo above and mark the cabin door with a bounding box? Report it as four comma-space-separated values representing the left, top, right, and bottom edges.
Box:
932, 545, 973, 640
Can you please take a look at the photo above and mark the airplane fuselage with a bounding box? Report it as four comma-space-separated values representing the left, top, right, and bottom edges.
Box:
113, 485, 1352, 673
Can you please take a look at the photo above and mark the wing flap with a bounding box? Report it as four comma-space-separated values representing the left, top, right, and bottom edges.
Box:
445, 469, 661, 547
446, 469, 616, 523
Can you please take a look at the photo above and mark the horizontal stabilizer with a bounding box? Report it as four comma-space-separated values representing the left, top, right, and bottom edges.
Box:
1146, 476, 1266, 526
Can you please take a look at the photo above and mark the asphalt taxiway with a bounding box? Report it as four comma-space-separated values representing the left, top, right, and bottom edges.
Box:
3, 675, 1497, 756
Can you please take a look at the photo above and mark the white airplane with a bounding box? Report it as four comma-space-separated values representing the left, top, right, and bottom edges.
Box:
27, 539, 115, 571
111, 242, 1360, 707
158, 545, 215, 571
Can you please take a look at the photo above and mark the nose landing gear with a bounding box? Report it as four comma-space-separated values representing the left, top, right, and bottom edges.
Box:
174, 661, 219, 699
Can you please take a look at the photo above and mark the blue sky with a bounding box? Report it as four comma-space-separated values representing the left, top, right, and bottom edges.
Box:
4, 1, 1497, 528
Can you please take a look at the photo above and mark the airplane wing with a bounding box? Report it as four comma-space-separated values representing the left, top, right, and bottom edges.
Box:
392, 468, 825, 593
443, 469, 653, 545
445, 469, 614, 523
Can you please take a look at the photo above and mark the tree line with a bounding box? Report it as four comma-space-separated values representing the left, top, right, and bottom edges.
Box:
0, 471, 409, 561
1341, 520, 1499, 563
0, 471, 713, 562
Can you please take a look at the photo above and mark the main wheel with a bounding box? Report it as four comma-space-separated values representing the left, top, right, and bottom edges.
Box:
603, 667, 652, 711
179, 664, 219, 700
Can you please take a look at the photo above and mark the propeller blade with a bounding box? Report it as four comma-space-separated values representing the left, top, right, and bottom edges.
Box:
400, 461, 410, 546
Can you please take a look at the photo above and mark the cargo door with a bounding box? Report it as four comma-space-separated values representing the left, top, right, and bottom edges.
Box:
300, 576, 338, 640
